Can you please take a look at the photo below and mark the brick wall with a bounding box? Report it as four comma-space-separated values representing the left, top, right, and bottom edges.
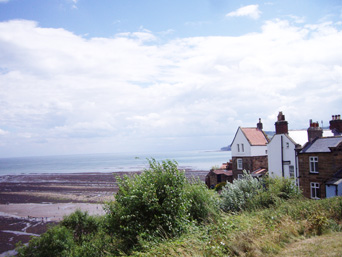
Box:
298, 148, 342, 198
232, 155, 268, 179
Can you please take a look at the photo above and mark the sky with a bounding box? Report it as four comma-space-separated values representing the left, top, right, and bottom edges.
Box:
0, 0, 342, 157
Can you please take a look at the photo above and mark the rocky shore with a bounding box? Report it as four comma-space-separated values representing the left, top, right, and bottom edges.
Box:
0, 169, 207, 255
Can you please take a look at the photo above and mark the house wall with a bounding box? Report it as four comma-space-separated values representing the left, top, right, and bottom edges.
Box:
232, 155, 268, 179
298, 150, 342, 199
231, 128, 251, 157
268, 134, 297, 178
251, 145, 268, 156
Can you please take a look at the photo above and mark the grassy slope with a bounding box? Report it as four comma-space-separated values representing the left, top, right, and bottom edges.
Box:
132, 197, 342, 257
277, 232, 342, 257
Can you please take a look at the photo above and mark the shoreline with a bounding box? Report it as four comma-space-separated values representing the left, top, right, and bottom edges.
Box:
0, 169, 208, 255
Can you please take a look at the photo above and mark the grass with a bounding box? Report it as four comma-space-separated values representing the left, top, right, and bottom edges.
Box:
132, 197, 342, 257
276, 232, 342, 257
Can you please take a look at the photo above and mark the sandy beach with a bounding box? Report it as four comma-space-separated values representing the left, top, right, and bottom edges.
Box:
0, 170, 207, 255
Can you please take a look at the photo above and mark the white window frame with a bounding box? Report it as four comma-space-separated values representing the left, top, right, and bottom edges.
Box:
309, 156, 318, 173
237, 174, 243, 180
289, 165, 294, 179
310, 182, 320, 199
237, 158, 243, 170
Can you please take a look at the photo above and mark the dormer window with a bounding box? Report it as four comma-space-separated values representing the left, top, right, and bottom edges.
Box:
241, 144, 244, 152
309, 156, 318, 173
237, 144, 240, 152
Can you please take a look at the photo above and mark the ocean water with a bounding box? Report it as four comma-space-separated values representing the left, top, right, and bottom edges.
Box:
0, 150, 231, 175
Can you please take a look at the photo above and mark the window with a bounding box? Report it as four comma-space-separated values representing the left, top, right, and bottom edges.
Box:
241, 143, 244, 152
237, 158, 243, 170
289, 165, 294, 179
217, 174, 222, 183
237, 144, 240, 152
238, 174, 243, 180
309, 156, 318, 173
286, 142, 289, 148
310, 182, 320, 199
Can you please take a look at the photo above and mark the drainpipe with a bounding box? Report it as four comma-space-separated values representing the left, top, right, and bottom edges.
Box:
281, 135, 284, 177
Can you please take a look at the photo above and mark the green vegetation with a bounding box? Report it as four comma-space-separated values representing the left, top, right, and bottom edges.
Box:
17, 164, 342, 256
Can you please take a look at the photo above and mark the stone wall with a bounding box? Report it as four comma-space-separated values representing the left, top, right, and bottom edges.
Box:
232, 155, 268, 179
298, 148, 342, 198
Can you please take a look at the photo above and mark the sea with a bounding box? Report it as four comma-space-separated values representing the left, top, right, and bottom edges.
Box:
0, 150, 232, 176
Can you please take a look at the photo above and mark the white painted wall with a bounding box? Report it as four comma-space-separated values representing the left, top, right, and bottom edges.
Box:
268, 134, 297, 178
231, 128, 251, 157
251, 145, 268, 156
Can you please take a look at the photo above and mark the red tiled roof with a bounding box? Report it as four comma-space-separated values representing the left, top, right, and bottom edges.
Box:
251, 168, 267, 177
212, 169, 233, 176
241, 128, 269, 146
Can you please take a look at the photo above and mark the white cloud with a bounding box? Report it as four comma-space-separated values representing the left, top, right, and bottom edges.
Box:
226, 4, 261, 20
0, 19, 341, 156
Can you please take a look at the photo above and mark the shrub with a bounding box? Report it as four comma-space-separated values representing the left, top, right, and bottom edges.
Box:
220, 171, 262, 212
16, 225, 75, 257
214, 182, 226, 191
105, 159, 192, 250
185, 178, 220, 223
60, 209, 101, 243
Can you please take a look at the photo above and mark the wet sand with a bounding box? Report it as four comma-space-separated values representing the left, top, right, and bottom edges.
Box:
0, 170, 207, 255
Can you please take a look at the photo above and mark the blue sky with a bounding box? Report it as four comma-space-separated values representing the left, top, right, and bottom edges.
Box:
0, 0, 342, 157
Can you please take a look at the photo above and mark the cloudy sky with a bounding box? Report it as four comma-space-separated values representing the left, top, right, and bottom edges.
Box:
0, 0, 342, 157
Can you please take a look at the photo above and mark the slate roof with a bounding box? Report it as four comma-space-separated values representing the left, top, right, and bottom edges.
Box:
241, 128, 269, 146
300, 136, 342, 153
268, 129, 334, 147
326, 169, 342, 185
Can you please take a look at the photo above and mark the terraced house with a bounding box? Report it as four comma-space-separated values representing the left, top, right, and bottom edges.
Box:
298, 115, 342, 199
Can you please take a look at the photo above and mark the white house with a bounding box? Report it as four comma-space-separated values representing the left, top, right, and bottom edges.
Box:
268, 112, 333, 179
231, 119, 269, 179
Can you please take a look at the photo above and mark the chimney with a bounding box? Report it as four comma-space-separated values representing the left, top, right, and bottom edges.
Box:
329, 114, 342, 136
257, 118, 263, 130
307, 119, 323, 142
275, 111, 288, 134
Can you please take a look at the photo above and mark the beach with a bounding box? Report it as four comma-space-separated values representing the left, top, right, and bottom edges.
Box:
0, 169, 207, 255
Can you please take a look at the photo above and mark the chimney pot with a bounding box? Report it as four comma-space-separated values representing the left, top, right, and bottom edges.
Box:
275, 111, 288, 134
307, 120, 323, 142
330, 114, 342, 136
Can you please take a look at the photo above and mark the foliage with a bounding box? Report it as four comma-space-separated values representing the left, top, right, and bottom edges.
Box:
17, 159, 342, 257
131, 197, 342, 257
185, 178, 220, 223
17, 225, 75, 257
220, 172, 302, 213
220, 171, 262, 212
214, 181, 226, 191
104, 159, 220, 252
60, 209, 101, 243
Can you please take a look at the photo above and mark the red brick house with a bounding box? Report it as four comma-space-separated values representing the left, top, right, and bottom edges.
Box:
230, 119, 269, 180
205, 162, 233, 188
298, 115, 342, 199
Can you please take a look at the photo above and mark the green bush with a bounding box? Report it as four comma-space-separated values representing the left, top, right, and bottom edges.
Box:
220, 171, 262, 212
214, 181, 226, 191
17, 225, 75, 257
220, 173, 302, 213
185, 178, 220, 223
105, 159, 192, 250
60, 209, 101, 243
